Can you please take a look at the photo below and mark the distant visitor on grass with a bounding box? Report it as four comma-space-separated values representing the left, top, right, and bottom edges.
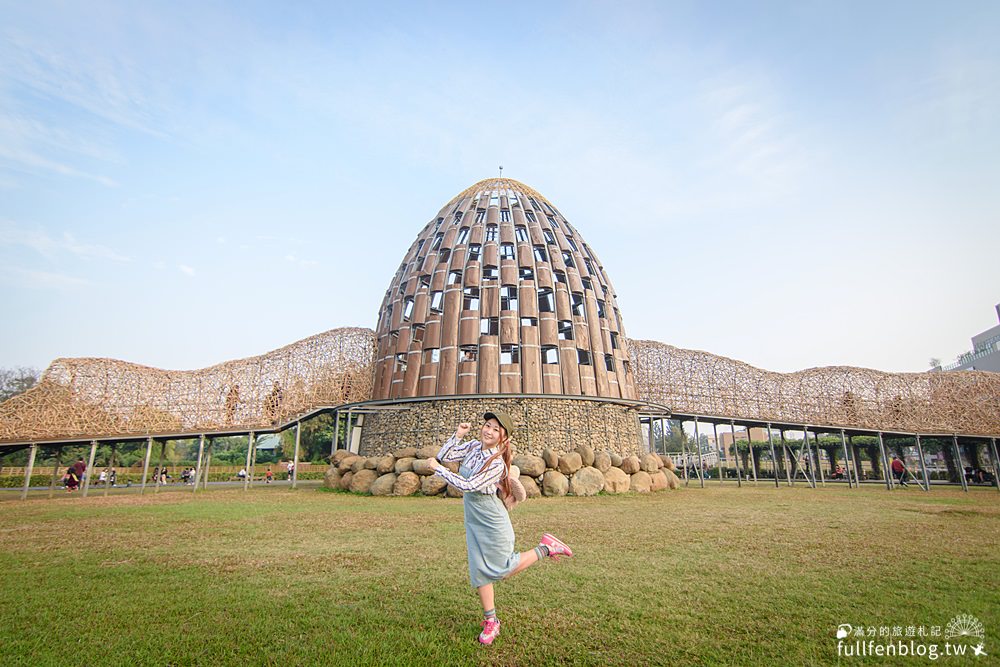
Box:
424, 411, 573, 646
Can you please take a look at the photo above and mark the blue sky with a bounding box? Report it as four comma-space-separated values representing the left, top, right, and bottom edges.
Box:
1, 0, 998, 375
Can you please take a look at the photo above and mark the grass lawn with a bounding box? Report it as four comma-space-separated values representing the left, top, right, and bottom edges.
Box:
1, 483, 997, 666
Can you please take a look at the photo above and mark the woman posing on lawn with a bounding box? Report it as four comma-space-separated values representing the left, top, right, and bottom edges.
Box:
425, 410, 573, 646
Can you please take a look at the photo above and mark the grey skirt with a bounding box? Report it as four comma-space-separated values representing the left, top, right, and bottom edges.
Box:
463, 491, 520, 587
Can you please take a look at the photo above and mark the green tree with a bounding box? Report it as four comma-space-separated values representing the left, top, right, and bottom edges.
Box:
0, 367, 39, 403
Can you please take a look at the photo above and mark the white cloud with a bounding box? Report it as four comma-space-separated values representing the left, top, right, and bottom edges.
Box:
61, 232, 131, 262
0, 219, 131, 262
178, 264, 196, 276
285, 253, 318, 267
0, 266, 92, 290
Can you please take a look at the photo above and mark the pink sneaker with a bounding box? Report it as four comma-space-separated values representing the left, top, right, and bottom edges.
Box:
478, 618, 501, 645
541, 532, 574, 559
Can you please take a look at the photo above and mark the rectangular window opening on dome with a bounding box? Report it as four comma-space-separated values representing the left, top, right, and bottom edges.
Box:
605, 354, 615, 372
515, 226, 529, 243
571, 293, 585, 316
524, 210, 537, 223
610, 331, 619, 349
468, 244, 481, 261
558, 320, 574, 340
453, 211, 464, 224
395, 354, 407, 373
501, 286, 518, 310
597, 299, 607, 318
538, 288, 554, 313
412, 324, 425, 344
438, 248, 451, 264
623, 360, 631, 376
481, 317, 499, 336
483, 265, 498, 282
448, 270, 462, 285
403, 297, 414, 321
486, 224, 498, 241
520, 317, 537, 326
519, 268, 534, 281
500, 344, 520, 365
431, 233, 444, 250
554, 270, 567, 284
500, 243, 515, 260
463, 287, 480, 310
476, 209, 486, 223
500, 210, 511, 222
398, 280, 408, 294
424, 348, 440, 364
566, 238, 579, 251
533, 246, 547, 261
461, 346, 478, 362
581, 277, 593, 291
578, 349, 592, 365
562, 251, 575, 268
543, 229, 556, 244
419, 274, 431, 289
542, 345, 559, 364
457, 227, 470, 244
430, 291, 444, 312
528, 197, 541, 210
585, 259, 596, 274
489, 195, 500, 207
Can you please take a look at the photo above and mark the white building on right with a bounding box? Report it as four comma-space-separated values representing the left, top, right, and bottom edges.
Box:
942, 303, 1000, 372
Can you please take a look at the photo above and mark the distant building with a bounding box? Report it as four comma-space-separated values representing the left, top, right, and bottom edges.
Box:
943, 303, 1000, 372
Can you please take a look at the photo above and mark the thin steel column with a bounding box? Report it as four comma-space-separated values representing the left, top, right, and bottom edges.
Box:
713, 422, 723, 485
848, 435, 862, 483
347, 410, 355, 453
694, 418, 705, 488
202, 440, 213, 490
814, 432, 826, 486
19, 443, 38, 501
681, 424, 690, 486
802, 428, 816, 489
103, 444, 116, 497
877, 432, 893, 490
154, 441, 166, 493
82, 440, 98, 497
952, 435, 968, 492
747, 426, 758, 484
244, 432, 255, 491
730, 420, 743, 487
192, 434, 205, 494
47, 447, 63, 499
990, 438, 1000, 492
648, 418, 654, 455
140, 437, 153, 495
331, 410, 340, 455
767, 424, 779, 488
780, 431, 792, 486
292, 421, 301, 490
840, 430, 853, 489
914, 434, 930, 492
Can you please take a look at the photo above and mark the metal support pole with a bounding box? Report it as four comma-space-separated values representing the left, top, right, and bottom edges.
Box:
802, 428, 816, 488
713, 422, 723, 485
814, 432, 826, 486
202, 440, 212, 490
48, 447, 63, 499
767, 424, 779, 488
192, 434, 205, 493
154, 440, 166, 493
952, 435, 968, 492
914, 434, 930, 492
990, 438, 1000, 492
780, 431, 792, 486
730, 420, 743, 487
878, 432, 893, 490
647, 417, 654, 455
694, 418, 705, 488
103, 444, 116, 497
681, 424, 690, 486
244, 432, 255, 491
747, 426, 758, 484
848, 435, 862, 483
840, 430, 853, 489
347, 410, 355, 453
82, 440, 98, 497
20, 443, 38, 501
292, 421, 302, 489
140, 437, 153, 495
331, 410, 340, 455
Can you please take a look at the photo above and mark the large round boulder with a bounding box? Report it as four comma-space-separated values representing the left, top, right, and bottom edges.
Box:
576, 445, 595, 467
338, 455, 361, 473
376, 456, 396, 474
411, 459, 436, 476
323, 465, 341, 489
520, 476, 542, 498
513, 454, 546, 477
542, 448, 559, 469
603, 467, 630, 493
364, 456, 381, 470
629, 471, 652, 493
415, 446, 439, 459
350, 469, 379, 494
542, 470, 569, 496
446, 484, 465, 498
421, 475, 447, 496
609, 452, 623, 467
649, 470, 668, 492
444, 461, 461, 474
370, 473, 397, 496
641, 453, 662, 473
394, 447, 418, 459
664, 469, 681, 489
332, 450, 353, 465
620, 455, 641, 474
351, 458, 367, 473
338, 471, 354, 491
394, 457, 415, 474
661, 455, 676, 471
569, 466, 604, 496
557, 452, 583, 475
593, 451, 612, 473
393, 471, 421, 496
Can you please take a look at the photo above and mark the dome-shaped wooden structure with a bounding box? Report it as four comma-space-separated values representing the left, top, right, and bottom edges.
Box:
372, 178, 635, 400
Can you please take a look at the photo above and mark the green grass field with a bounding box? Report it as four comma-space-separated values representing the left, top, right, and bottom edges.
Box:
1, 484, 997, 666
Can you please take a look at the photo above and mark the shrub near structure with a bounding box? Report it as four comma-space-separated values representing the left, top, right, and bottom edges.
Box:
324, 444, 681, 497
